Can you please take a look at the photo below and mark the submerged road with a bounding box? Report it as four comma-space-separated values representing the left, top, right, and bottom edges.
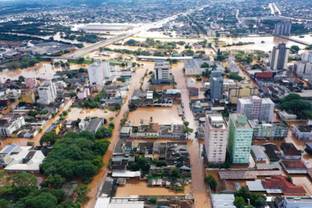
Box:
83, 63, 151, 208
172, 63, 211, 208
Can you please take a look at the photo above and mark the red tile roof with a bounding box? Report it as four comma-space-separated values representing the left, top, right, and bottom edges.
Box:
262, 176, 306, 196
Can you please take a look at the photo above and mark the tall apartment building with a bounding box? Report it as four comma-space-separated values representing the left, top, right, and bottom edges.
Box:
296, 51, 312, 83
88, 61, 112, 87
228, 114, 253, 164
37, 80, 57, 105
273, 21, 292, 36
210, 70, 223, 102
237, 96, 274, 122
270, 43, 289, 71
204, 115, 228, 164
153, 61, 172, 84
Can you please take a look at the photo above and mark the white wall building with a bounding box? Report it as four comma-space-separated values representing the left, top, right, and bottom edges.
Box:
88, 61, 112, 87
237, 96, 274, 122
204, 115, 228, 164
0, 116, 26, 138
154, 61, 172, 83
37, 80, 57, 105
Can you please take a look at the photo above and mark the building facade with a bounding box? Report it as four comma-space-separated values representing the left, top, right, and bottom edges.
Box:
210, 70, 224, 102
249, 121, 288, 139
273, 21, 292, 36
153, 61, 172, 84
37, 80, 57, 105
0, 116, 25, 138
88, 61, 112, 87
270, 43, 289, 71
204, 115, 228, 164
237, 96, 274, 122
228, 114, 253, 164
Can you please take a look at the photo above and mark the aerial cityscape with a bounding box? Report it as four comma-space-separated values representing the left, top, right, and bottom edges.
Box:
0, 0, 312, 207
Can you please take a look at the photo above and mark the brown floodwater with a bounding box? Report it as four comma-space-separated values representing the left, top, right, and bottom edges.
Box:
66, 108, 116, 121
127, 106, 183, 125
116, 179, 191, 197
171, 62, 212, 208
82, 63, 151, 208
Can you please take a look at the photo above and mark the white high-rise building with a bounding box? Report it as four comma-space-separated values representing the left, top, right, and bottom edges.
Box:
154, 61, 172, 83
37, 80, 57, 105
204, 115, 228, 164
88, 61, 112, 87
237, 96, 275, 122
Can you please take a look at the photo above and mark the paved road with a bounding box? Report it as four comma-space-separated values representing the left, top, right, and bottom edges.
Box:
171, 63, 212, 208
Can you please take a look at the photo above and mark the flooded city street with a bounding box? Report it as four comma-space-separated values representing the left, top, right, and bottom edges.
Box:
171, 62, 211, 208
82, 62, 152, 208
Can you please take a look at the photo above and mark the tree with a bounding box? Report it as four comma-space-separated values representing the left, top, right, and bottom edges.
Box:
290, 45, 300, 54
24, 192, 58, 208
205, 175, 217, 191
234, 196, 246, 208
41, 175, 65, 189
40, 131, 60, 146
11, 171, 36, 189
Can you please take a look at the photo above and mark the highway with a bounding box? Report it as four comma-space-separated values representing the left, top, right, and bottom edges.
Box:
63, 5, 209, 59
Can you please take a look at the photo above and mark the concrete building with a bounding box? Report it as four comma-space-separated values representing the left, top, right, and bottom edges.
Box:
37, 80, 57, 105
270, 43, 289, 71
228, 114, 253, 164
211, 194, 235, 208
249, 120, 288, 139
88, 61, 112, 87
293, 124, 312, 141
204, 115, 228, 164
274, 21, 292, 36
153, 61, 172, 84
0, 116, 25, 138
276, 196, 312, 208
210, 70, 223, 102
228, 81, 258, 104
296, 51, 312, 83
237, 96, 275, 122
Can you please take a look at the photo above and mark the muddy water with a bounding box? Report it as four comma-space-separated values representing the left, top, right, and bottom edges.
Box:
220, 34, 312, 52
116, 180, 191, 197
0, 63, 60, 82
82, 63, 151, 208
171, 62, 211, 208
127, 106, 183, 125
66, 108, 116, 121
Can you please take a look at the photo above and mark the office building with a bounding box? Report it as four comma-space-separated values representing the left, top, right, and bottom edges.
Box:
88, 61, 112, 87
237, 96, 275, 122
210, 70, 223, 102
204, 115, 228, 164
153, 61, 172, 84
228, 114, 253, 164
270, 43, 289, 71
274, 21, 292, 36
37, 80, 57, 105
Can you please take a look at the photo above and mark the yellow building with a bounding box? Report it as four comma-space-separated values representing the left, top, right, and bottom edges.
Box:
229, 81, 258, 104
20, 90, 36, 104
